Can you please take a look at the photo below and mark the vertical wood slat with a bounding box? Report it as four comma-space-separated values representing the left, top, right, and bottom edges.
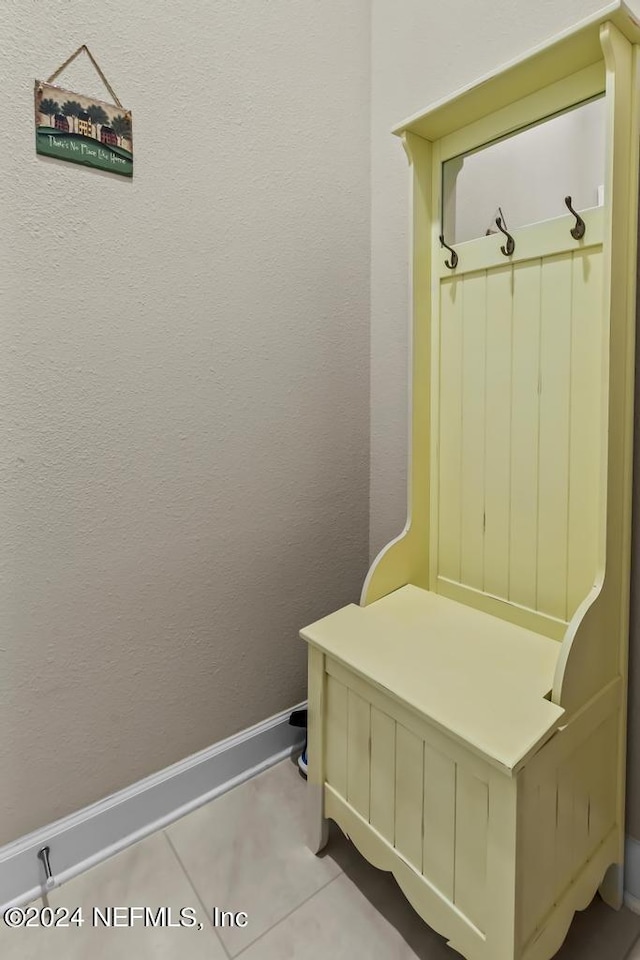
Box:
347, 690, 371, 819
520, 714, 618, 948
519, 772, 558, 945
485, 771, 519, 958
568, 736, 593, 875
537, 252, 573, 618
455, 768, 489, 931
395, 725, 424, 871
587, 716, 617, 848
325, 675, 348, 797
370, 708, 396, 843
484, 266, 513, 596
439, 277, 464, 582
535, 775, 559, 923
548, 745, 591, 905
509, 260, 542, 609
423, 744, 456, 900
460, 271, 487, 590
566, 248, 603, 617
586, 721, 607, 852
555, 762, 575, 897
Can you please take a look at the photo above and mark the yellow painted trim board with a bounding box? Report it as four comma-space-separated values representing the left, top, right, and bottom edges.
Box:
435, 207, 603, 278
437, 62, 605, 165
392, 1, 640, 141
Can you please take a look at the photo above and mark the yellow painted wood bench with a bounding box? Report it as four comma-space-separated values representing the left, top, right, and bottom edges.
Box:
300, 5, 640, 959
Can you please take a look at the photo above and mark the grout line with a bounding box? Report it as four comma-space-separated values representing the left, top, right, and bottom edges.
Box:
231, 873, 342, 959
623, 934, 640, 960
163, 830, 231, 959
622, 927, 640, 960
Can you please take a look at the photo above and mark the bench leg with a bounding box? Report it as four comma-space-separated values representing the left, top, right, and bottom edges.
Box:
599, 862, 624, 909
309, 782, 329, 853
307, 645, 329, 854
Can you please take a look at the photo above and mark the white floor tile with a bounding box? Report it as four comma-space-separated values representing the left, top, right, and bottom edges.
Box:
627, 937, 640, 960
552, 894, 640, 960
0, 833, 225, 959
237, 871, 456, 960
166, 759, 346, 955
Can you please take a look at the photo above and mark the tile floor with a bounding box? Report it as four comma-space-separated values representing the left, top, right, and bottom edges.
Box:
3, 757, 640, 959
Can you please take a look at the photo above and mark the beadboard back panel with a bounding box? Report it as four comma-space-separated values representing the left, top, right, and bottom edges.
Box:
436, 214, 603, 630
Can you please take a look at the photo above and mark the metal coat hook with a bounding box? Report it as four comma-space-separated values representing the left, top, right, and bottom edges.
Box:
495, 217, 515, 256
439, 234, 458, 270
38, 846, 55, 889
565, 196, 586, 239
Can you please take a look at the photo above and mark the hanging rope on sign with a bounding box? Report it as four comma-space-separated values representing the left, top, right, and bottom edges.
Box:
38, 44, 129, 118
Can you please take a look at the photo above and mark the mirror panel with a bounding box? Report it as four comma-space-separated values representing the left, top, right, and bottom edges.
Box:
442, 97, 605, 245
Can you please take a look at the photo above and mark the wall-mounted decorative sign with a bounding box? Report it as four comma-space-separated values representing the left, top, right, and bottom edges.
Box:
34, 46, 133, 178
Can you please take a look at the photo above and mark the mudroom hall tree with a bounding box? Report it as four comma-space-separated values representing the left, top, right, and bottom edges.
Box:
302, 4, 640, 960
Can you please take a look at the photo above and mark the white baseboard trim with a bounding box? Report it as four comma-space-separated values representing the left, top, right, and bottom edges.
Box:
625, 891, 640, 915
625, 834, 640, 913
0, 701, 306, 910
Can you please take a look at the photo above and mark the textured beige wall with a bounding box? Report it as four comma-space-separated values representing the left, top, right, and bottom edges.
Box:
0, 1, 370, 845
369, 0, 640, 840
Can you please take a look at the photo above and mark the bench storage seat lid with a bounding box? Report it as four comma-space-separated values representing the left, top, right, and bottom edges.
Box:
301, 585, 565, 774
